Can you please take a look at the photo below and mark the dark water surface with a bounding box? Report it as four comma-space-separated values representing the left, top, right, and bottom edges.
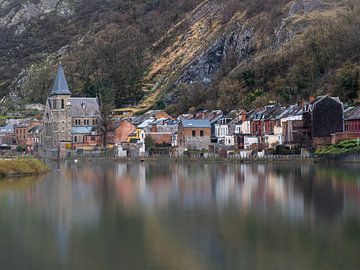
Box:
0, 161, 360, 270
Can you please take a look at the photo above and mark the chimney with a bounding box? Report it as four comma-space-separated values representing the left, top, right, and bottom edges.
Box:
241, 111, 247, 122
309, 96, 315, 102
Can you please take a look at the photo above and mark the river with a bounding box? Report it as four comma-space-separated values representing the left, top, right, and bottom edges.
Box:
0, 161, 359, 269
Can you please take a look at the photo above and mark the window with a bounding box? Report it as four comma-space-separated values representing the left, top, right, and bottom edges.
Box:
200, 130, 204, 137
74, 136, 77, 142
61, 99, 65, 109
91, 136, 95, 141
192, 130, 196, 137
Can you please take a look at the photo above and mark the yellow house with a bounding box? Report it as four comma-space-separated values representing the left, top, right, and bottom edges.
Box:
111, 108, 135, 119
127, 128, 145, 143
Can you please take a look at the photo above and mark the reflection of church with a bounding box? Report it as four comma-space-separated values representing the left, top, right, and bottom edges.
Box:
44, 65, 101, 150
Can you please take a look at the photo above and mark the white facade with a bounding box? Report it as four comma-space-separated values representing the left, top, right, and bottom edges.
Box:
244, 136, 258, 149
242, 121, 251, 134
215, 124, 229, 138
218, 135, 235, 146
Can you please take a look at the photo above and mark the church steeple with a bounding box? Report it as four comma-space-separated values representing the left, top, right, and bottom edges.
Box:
50, 64, 72, 96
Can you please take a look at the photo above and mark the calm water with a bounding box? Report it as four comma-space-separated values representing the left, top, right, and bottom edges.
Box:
0, 161, 360, 270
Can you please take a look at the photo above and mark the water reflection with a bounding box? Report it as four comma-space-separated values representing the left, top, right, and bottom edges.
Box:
0, 161, 359, 270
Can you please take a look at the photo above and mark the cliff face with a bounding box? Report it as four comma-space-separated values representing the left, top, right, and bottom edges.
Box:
0, 0, 357, 112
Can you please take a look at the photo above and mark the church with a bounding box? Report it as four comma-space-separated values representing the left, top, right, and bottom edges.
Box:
43, 65, 102, 150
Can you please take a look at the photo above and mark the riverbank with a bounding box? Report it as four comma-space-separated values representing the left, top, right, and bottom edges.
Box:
0, 158, 49, 178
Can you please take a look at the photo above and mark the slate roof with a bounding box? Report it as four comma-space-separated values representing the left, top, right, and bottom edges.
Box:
275, 104, 303, 120
71, 126, 94, 134
344, 106, 360, 120
304, 96, 342, 112
181, 119, 211, 128
50, 65, 72, 95
70, 98, 100, 117
28, 124, 44, 134
0, 124, 14, 134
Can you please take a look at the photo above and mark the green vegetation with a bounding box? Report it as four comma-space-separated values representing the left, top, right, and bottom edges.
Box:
316, 140, 360, 157
0, 158, 49, 178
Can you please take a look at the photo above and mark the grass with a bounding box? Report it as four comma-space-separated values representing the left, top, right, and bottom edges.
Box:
316, 140, 360, 157
0, 158, 49, 178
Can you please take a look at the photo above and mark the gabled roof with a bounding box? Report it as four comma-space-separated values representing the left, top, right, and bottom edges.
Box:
28, 124, 44, 134
181, 119, 211, 128
303, 96, 342, 112
50, 65, 72, 95
70, 98, 100, 117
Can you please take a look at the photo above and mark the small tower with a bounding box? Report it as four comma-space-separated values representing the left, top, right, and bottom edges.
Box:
44, 65, 72, 148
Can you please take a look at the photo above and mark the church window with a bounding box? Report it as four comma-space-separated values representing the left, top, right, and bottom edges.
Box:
61, 99, 65, 109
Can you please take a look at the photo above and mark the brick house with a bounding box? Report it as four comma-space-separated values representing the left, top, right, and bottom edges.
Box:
331, 106, 360, 144
178, 119, 211, 150
303, 96, 344, 146
344, 106, 360, 132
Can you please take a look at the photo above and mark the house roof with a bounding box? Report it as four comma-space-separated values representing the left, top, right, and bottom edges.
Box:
70, 98, 100, 117
50, 65, 72, 95
195, 110, 223, 124
0, 124, 14, 134
28, 124, 44, 134
71, 126, 94, 134
304, 96, 342, 112
345, 106, 360, 120
137, 118, 156, 129
181, 119, 211, 128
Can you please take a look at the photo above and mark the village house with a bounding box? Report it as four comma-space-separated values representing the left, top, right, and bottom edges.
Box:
43, 65, 102, 154
303, 96, 344, 146
214, 115, 235, 146
195, 110, 223, 142
109, 119, 137, 145
277, 105, 303, 145
332, 105, 360, 144
26, 124, 45, 152
0, 124, 15, 145
146, 118, 179, 147
178, 119, 211, 150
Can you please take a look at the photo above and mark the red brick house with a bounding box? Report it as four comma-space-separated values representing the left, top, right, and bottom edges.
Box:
344, 106, 360, 132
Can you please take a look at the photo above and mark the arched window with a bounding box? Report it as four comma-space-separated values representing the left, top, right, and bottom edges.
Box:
61, 99, 65, 109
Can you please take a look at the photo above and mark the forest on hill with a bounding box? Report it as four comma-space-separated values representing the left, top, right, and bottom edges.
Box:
0, 0, 359, 114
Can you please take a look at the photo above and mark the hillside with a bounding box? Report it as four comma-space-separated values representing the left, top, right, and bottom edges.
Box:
0, 0, 359, 114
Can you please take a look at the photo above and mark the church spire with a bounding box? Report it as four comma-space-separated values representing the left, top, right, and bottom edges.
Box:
50, 64, 72, 95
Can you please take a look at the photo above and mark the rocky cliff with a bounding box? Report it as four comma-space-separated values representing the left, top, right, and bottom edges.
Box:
0, 0, 358, 113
